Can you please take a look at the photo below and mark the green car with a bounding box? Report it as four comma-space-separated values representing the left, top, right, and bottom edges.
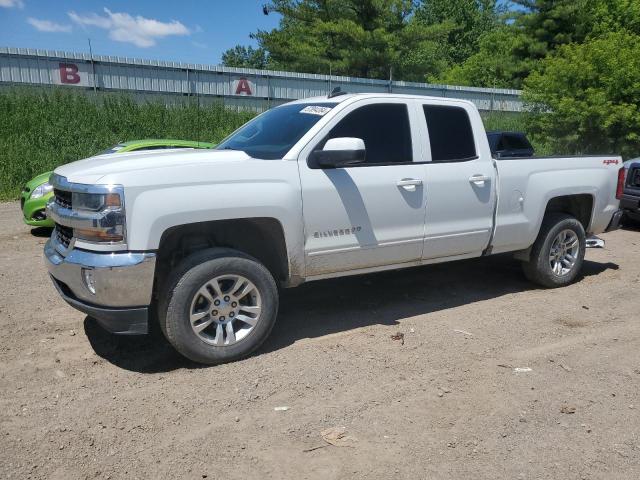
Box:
21, 139, 215, 228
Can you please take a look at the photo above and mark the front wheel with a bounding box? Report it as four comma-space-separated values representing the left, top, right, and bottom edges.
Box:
159, 248, 279, 365
522, 213, 586, 288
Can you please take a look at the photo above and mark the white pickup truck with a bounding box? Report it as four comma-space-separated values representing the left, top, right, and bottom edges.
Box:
45, 93, 624, 364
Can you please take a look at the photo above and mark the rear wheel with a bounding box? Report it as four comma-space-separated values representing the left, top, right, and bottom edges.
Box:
522, 213, 586, 288
159, 248, 278, 364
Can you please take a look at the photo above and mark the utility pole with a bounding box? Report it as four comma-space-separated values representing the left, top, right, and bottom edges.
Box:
88, 38, 97, 93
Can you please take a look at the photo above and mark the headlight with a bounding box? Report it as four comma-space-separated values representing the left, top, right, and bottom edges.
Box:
72, 192, 122, 212
30, 182, 53, 199
48, 174, 127, 245
71, 188, 126, 243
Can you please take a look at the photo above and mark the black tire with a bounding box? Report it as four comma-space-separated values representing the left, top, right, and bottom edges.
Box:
522, 213, 586, 288
158, 248, 278, 365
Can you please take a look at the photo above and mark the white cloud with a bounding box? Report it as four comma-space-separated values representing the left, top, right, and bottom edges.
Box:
68, 8, 190, 48
68, 11, 111, 29
0, 0, 25, 8
27, 18, 72, 33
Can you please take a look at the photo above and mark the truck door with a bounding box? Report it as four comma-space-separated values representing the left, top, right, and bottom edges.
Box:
298, 99, 427, 277
418, 103, 496, 259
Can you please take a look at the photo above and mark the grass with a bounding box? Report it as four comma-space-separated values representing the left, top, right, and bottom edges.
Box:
0, 89, 543, 201
0, 88, 256, 200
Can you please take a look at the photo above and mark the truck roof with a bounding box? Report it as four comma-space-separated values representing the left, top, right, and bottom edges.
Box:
287, 92, 475, 107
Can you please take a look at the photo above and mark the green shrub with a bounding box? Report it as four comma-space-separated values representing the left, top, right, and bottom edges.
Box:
523, 32, 640, 158
0, 88, 255, 200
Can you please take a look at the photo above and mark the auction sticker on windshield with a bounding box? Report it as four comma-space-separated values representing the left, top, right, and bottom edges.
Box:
300, 106, 332, 116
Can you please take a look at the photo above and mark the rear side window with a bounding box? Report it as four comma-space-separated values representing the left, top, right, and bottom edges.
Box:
503, 134, 532, 151
423, 105, 476, 162
324, 103, 413, 165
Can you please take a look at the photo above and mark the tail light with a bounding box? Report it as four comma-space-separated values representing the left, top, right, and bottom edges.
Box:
616, 167, 626, 200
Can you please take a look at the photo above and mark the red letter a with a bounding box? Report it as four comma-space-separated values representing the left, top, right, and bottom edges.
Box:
235, 77, 252, 95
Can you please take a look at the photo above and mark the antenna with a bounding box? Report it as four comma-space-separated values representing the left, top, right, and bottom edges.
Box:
328, 86, 347, 99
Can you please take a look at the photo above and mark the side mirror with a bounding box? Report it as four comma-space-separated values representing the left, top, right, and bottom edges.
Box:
310, 137, 366, 168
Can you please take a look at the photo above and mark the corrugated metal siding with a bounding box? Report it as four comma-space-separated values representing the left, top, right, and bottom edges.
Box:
0, 46, 523, 112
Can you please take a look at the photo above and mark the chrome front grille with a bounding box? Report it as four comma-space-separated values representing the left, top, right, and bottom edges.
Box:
55, 223, 73, 249
54, 189, 72, 209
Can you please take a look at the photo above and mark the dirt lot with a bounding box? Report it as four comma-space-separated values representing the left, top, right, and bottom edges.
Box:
1, 200, 639, 480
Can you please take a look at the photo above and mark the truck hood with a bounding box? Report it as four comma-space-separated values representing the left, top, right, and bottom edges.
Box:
54, 149, 252, 184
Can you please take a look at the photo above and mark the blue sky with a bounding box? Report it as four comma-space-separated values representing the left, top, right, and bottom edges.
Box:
0, 0, 280, 64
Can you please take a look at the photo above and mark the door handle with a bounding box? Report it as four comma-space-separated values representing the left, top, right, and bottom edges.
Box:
397, 178, 423, 191
469, 174, 490, 185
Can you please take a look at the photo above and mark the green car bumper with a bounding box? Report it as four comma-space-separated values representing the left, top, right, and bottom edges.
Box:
21, 172, 54, 228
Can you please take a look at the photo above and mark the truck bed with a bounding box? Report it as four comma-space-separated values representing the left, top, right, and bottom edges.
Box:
490, 155, 622, 254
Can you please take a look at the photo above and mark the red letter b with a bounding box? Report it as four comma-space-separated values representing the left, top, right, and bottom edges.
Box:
59, 63, 80, 84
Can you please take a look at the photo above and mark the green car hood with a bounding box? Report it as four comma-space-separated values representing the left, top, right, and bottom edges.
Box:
119, 139, 216, 151
26, 171, 53, 191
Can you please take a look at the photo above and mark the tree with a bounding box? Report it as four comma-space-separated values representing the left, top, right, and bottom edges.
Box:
221, 46, 270, 69
436, 0, 591, 88
437, 26, 530, 88
438, 0, 640, 89
415, 0, 501, 65
222, 0, 453, 81
523, 32, 640, 157
510, 0, 591, 60
511, 0, 640, 58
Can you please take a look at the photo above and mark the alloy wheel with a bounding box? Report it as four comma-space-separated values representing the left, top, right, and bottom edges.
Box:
549, 229, 580, 276
189, 274, 262, 346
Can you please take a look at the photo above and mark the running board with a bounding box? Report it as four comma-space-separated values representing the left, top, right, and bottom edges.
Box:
586, 235, 605, 248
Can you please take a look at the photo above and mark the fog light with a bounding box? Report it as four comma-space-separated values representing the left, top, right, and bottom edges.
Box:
82, 268, 96, 295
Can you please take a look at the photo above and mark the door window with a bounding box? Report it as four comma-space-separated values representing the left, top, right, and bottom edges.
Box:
423, 105, 476, 162
321, 103, 413, 165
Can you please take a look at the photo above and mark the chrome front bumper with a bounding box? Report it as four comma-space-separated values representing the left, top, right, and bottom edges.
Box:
45, 234, 156, 334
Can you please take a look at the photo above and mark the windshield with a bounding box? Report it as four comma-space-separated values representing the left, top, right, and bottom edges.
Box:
216, 103, 338, 159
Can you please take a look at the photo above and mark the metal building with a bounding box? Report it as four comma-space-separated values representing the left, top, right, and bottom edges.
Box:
0, 46, 523, 113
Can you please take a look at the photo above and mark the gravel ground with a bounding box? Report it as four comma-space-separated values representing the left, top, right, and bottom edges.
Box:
1, 200, 639, 480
